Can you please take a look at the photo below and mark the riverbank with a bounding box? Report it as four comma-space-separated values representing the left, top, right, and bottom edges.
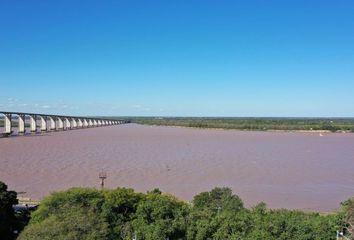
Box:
128, 117, 354, 133
138, 123, 347, 134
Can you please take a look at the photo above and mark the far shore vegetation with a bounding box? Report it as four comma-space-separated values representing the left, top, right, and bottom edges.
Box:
1, 181, 354, 240
127, 117, 354, 133
2, 117, 354, 132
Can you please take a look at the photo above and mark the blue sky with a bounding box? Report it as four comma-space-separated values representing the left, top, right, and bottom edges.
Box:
0, 1, 353, 117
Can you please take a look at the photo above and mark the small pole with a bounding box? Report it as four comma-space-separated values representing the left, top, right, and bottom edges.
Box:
99, 170, 107, 190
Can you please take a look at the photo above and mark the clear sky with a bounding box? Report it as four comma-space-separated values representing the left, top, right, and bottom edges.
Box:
0, 1, 353, 117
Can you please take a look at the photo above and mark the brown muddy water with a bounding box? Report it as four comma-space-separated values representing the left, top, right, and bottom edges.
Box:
0, 124, 354, 211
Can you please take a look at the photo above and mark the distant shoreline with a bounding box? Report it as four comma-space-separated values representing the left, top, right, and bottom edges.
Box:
2, 117, 354, 133
126, 117, 354, 133
140, 123, 353, 133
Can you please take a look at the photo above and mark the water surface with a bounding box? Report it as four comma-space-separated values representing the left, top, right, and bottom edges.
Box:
1, 124, 353, 211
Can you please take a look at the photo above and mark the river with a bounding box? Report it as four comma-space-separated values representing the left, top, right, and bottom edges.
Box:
1, 124, 354, 211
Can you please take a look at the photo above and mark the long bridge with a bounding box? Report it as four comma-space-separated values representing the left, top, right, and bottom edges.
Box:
0, 111, 129, 137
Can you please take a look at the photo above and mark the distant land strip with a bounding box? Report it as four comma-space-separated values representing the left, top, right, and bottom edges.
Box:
128, 117, 354, 133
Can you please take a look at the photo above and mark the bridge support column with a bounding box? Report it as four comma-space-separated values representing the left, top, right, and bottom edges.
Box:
77, 119, 83, 128
3, 114, 12, 136
18, 114, 25, 134
64, 118, 71, 130
84, 119, 89, 127
97, 120, 102, 126
29, 115, 36, 133
71, 118, 77, 128
93, 120, 97, 127
48, 117, 55, 131
57, 117, 64, 131
39, 116, 47, 132
88, 119, 93, 127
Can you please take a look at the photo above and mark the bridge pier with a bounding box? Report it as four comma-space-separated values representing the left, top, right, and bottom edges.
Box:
57, 117, 64, 131
64, 118, 71, 130
48, 117, 55, 131
71, 118, 77, 128
83, 119, 89, 128
39, 116, 47, 132
77, 119, 83, 128
29, 115, 36, 133
3, 114, 12, 136
18, 114, 25, 134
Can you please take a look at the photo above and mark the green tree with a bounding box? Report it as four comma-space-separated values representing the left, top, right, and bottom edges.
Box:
132, 192, 189, 240
187, 187, 245, 240
16, 185, 346, 240
192, 187, 244, 213
209, 210, 253, 239
18, 188, 109, 240
248, 208, 338, 240
102, 188, 144, 240
340, 197, 354, 239
0, 181, 18, 240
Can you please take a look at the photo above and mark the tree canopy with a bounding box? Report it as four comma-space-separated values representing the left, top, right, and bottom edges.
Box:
14, 185, 353, 240
0, 181, 18, 240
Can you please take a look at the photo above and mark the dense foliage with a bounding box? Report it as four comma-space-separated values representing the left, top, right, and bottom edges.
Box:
0, 182, 31, 240
15, 186, 353, 240
128, 117, 354, 132
0, 181, 18, 239
341, 197, 354, 238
